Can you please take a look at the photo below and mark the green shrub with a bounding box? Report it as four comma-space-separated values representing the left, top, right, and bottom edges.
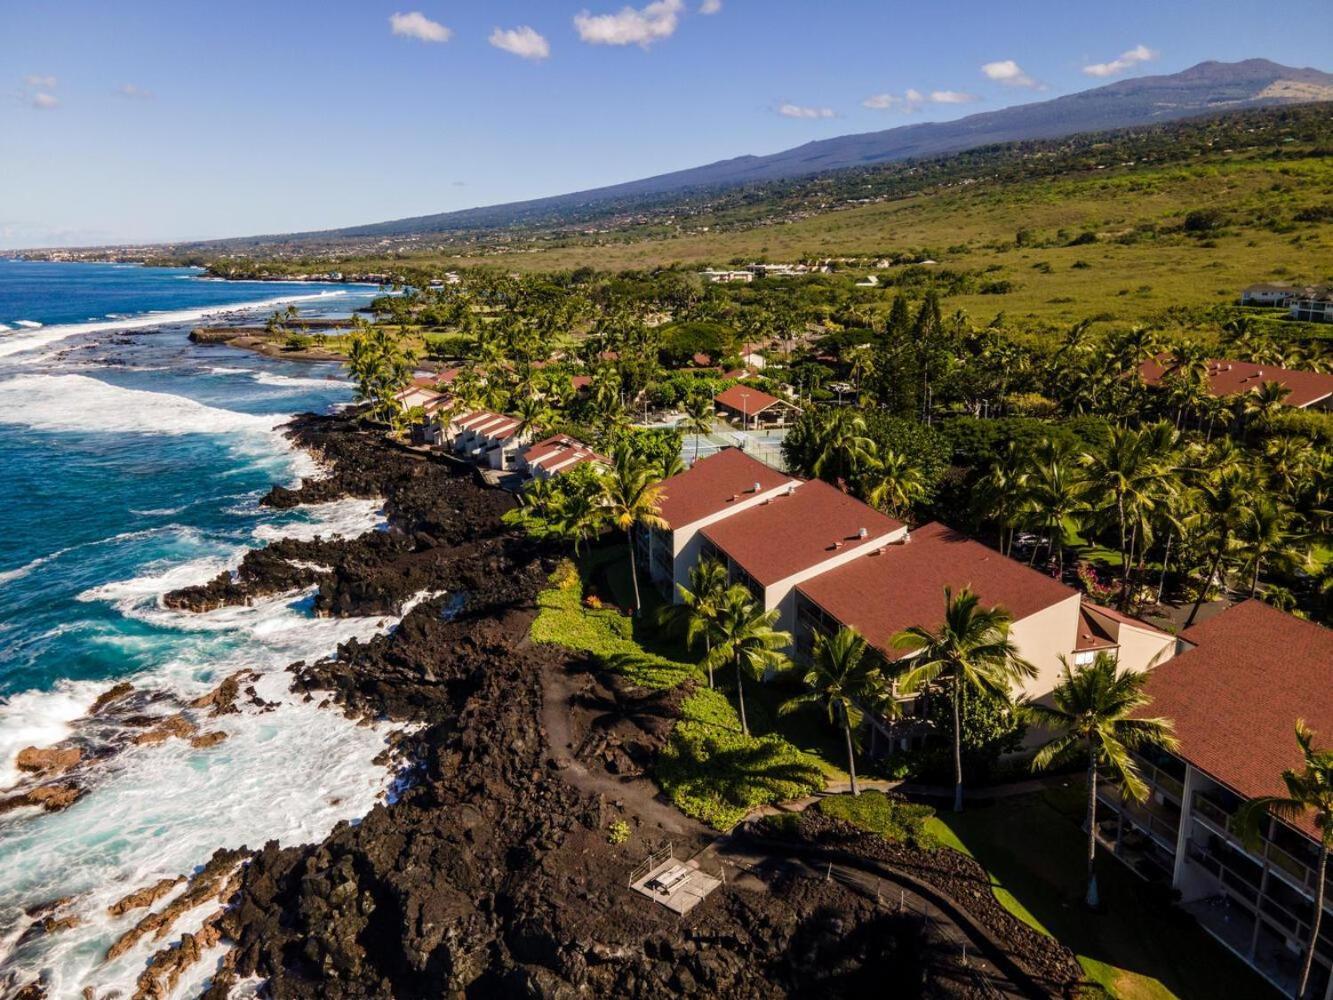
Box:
607, 819, 631, 845
816, 790, 939, 849
656, 687, 825, 830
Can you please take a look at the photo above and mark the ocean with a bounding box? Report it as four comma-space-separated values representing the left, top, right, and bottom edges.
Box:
0, 261, 400, 997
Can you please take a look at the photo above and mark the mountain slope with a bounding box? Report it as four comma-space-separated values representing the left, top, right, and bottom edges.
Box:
211, 59, 1333, 248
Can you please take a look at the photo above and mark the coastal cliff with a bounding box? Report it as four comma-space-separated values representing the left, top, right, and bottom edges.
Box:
153, 415, 982, 998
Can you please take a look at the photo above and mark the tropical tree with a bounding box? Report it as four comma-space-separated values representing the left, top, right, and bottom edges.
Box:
346, 326, 417, 426
1184, 466, 1255, 627
1081, 422, 1180, 606
681, 391, 715, 462
599, 450, 666, 615
703, 586, 791, 736
1022, 438, 1090, 576
781, 628, 891, 795
893, 588, 1036, 811
1235, 722, 1333, 1000
976, 441, 1028, 556
861, 445, 927, 520
1029, 655, 1178, 907
659, 558, 729, 688
513, 394, 554, 440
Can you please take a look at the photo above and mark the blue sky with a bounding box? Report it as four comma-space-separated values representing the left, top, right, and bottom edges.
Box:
2, 0, 1329, 248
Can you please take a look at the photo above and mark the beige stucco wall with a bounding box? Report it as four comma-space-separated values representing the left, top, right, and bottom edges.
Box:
1009, 593, 1082, 700
1115, 621, 1179, 674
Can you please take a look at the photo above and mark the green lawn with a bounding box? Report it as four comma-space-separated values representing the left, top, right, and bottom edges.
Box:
927, 788, 1277, 1000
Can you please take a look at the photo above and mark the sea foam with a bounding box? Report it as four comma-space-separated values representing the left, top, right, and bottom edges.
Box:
0, 374, 284, 438
0, 289, 347, 360
0, 506, 411, 997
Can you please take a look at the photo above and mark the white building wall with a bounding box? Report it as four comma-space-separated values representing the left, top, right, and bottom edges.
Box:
1009, 593, 1083, 700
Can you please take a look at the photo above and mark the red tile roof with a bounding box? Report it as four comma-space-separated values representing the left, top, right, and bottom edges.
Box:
656, 448, 796, 530
1142, 601, 1333, 840
714, 384, 793, 416
702, 479, 903, 587
522, 434, 608, 474
796, 522, 1077, 659
1139, 357, 1333, 409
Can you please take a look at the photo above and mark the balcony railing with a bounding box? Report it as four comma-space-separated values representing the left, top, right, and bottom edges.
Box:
1190, 794, 1333, 905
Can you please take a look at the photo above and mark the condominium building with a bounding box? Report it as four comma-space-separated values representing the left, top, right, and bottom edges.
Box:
1099, 601, 1333, 999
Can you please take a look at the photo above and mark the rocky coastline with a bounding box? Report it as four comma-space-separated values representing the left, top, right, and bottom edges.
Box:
9, 413, 1066, 998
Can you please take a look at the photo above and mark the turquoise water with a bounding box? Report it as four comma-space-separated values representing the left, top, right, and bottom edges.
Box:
0, 263, 404, 996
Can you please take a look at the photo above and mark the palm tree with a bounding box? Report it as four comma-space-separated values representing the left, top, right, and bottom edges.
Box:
1240, 495, 1306, 598
977, 442, 1027, 556
599, 450, 666, 616
892, 588, 1036, 811
1184, 467, 1254, 627
1235, 722, 1333, 1000
781, 628, 890, 796
808, 409, 875, 485
1029, 655, 1178, 908
513, 394, 554, 440
1022, 439, 1090, 576
660, 558, 729, 688
861, 445, 927, 521
1082, 423, 1180, 607
681, 392, 715, 462
703, 586, 791, 736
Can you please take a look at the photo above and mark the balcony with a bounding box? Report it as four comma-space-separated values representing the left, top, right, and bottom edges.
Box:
1190, 793, 1333, 902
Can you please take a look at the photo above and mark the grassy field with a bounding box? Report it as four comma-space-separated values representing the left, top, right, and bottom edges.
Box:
927, 789, 1278, 1000
411, 157, 1333, 323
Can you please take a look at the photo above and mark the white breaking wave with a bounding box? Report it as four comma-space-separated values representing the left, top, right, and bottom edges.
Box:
0, 549, 70, 586
252, 371, 345, 389
0, 290, 348, 360
0, 374, 284, 438
252, 498, 386, 543
12, 320, 42, 329
0, 324, 11, 332
0, 558, 421, 997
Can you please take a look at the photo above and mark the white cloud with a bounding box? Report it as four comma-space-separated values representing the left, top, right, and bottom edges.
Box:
31, 92, 59, 110
489, 25, 550, 60
778, 103, 835, 119
699, 0, 722, 12
1083, 44, 1157, 78
862, 87, 976, 112
930, 90, 979, 104
116, 83, 154, 99
24, 74, 57, 88
574, 0, 683, 47
389, 11, 452, 43
981, 59, 1040, 88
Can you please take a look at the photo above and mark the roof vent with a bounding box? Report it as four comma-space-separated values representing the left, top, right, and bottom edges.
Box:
858, 527, 868, 539
786, 484, 797, 496
752, 481, 762, 493
903, 530, 912, 544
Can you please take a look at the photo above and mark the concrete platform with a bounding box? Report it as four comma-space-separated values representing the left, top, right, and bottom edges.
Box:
629, 856, 723, 915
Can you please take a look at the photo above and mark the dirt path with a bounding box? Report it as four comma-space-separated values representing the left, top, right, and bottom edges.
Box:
536, 647, 710, 840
